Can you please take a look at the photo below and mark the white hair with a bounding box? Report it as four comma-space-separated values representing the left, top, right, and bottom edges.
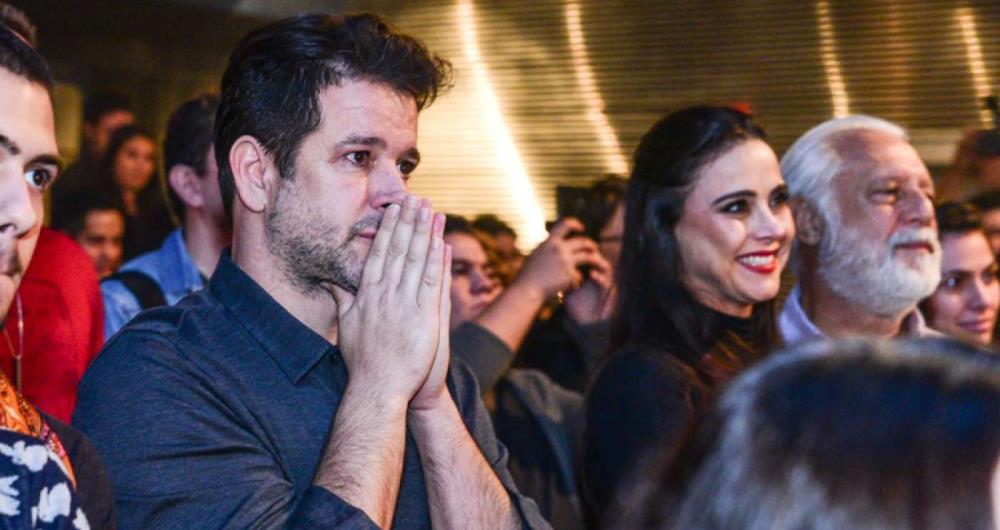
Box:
780, 115, 908, 227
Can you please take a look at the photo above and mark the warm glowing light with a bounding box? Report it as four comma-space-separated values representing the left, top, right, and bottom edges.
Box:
816, 0, 850, 117
956, 7, 994, 126
565, 2, 629, 176
456, 0, 547, 249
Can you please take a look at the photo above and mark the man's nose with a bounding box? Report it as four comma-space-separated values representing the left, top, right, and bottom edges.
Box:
901, 189, 935, 227
369, 164, 408, 210
0, 171, 37, 245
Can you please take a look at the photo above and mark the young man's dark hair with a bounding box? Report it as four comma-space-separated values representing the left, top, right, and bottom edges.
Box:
0, 20, 51, 90
57, 188, 124, 239
214, 13, 452, 222
83, 91, 133, 125
164, 93, 219, 220
0, 2, 37, 47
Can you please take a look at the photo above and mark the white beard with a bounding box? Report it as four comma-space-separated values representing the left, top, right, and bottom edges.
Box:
818, 223, 941, 317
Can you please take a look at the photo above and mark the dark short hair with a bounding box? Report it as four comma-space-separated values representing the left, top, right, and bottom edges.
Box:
55, 188, 125, 238
935, 201, 983, 237
579, 174, 627, 240
621, 338, 1000, 530
83, 91, 133, 125
0, 3, 36, 47
969, 189, 1000, 213
612, 106, 770, 363
444, 213, 513, 286
471, 214, 517, 239
215, 13, 453, 222
0, 21, 51, 90
164, 94, 219, 221
444, 213, 474, 236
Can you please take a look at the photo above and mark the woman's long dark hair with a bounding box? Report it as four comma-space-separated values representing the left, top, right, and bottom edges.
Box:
97, 124, 169, 217
610, 105, 777, 367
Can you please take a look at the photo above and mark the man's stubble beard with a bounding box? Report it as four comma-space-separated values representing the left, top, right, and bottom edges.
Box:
265, 180, 378, 298
818, 219, 941, 318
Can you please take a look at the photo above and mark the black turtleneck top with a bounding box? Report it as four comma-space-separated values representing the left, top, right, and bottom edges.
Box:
583, 309, 760, 523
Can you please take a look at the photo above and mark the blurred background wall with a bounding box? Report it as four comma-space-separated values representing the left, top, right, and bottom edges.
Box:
13, 0, 1000, 249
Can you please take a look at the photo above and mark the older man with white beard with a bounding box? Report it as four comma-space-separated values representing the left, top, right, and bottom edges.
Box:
779, 115, 941, 345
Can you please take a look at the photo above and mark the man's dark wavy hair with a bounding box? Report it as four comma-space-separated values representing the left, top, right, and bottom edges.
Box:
0, 19, 51, 90
165, 94, 219, 220
214, 13, 453, 222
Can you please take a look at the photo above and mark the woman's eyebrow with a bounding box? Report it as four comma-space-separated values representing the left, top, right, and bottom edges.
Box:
711, 190, 754, 206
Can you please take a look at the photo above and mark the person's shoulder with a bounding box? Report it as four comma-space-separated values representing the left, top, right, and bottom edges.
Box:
117, 245, 170, 284
603, 343, 692, 376
95, 289, 219, 363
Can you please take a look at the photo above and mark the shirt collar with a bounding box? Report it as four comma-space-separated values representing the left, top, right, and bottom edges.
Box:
159, 229, 204, 295
779, 284, 938, 346
209, 252, 335, 383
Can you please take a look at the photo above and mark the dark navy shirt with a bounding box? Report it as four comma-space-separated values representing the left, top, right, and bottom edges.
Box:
73, 253, 548, 529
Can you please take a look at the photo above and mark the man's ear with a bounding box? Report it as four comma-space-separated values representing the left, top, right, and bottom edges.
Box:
167, 165, 204, 210
229, 135, 276, 214
791, 197, 824, 246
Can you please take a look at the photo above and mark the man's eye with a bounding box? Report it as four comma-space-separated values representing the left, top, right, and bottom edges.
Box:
345, 151, 370, 166
398, 160, 417, 175
942, 276, 963, 289
451, 263, 470, 276
24, 168, 54, 191
875, 188, 899, 200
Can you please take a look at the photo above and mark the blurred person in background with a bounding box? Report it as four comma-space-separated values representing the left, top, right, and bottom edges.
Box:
970, 189, 1000, 256
779, 115, 940, 344
447, 214, 610, 391
585, 106, 794, 524
58, 189, 125, 279
474, 213, 525, 275
938, 117, 1000, 201
95, 124, 174, 260
616, 338, 1000, 530
444, 214, 606, 529
0, 10, 116, 527
51, 91, 134, 221
517, 175, 625, 393
102, 94, 228, 338
921, 202, 999, 348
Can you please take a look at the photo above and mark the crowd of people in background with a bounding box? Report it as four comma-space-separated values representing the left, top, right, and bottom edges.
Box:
2, 2, 1000, 529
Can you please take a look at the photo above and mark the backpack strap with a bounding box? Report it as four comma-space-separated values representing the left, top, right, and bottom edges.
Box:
104, 270, 166, 310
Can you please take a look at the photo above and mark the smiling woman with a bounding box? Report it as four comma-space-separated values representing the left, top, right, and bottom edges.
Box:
583, 106, 794, 525
921, 202, 1000, 348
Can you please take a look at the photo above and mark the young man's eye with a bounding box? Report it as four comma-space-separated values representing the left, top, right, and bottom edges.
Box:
942, 276, 963, 289
451, 263, 470, 276
24, 168, 55, 191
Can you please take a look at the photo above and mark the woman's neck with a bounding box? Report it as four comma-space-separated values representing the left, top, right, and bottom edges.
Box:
121, 189, 138, 216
